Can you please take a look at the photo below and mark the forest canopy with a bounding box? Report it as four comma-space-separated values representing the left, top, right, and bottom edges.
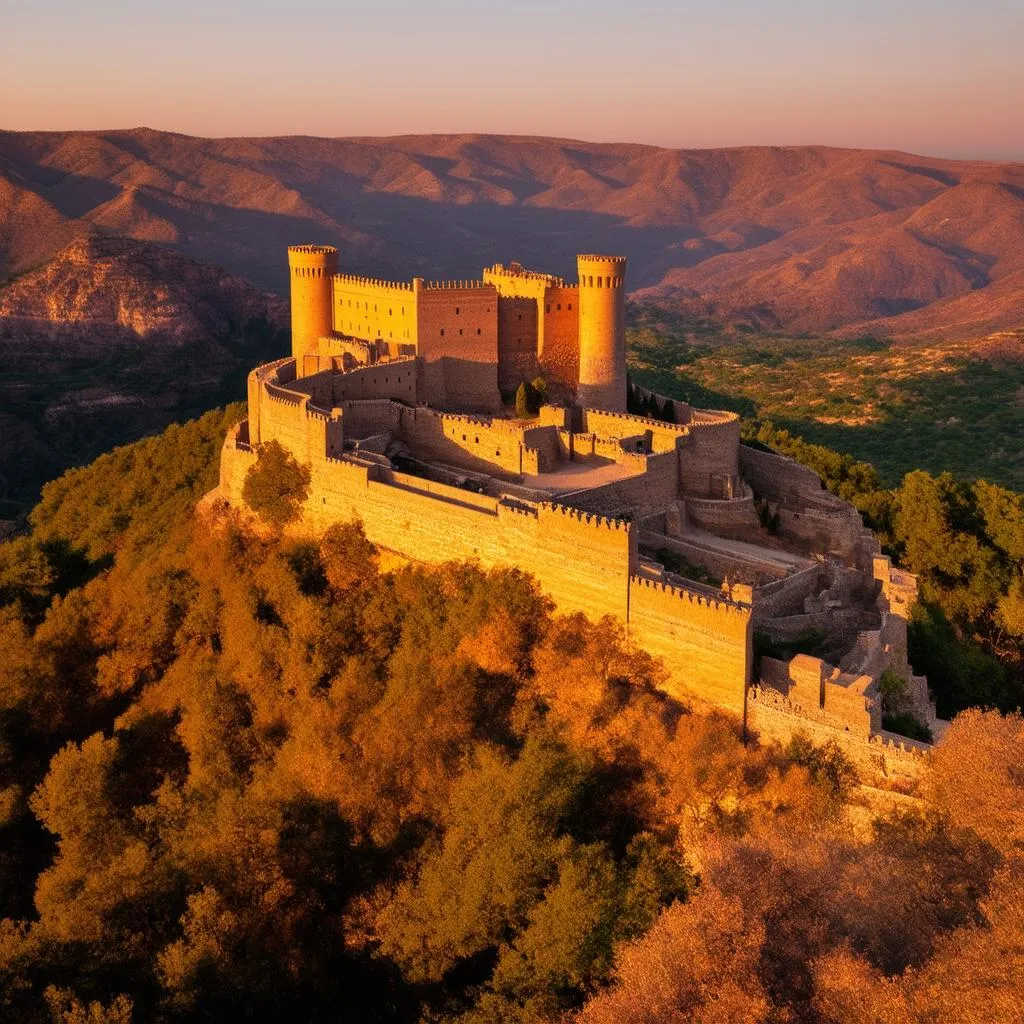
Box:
0, 407, 1021, 1022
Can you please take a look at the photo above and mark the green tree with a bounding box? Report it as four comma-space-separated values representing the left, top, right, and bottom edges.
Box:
242, 441, 311, 528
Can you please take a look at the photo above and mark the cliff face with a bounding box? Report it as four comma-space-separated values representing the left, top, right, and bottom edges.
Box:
0, 235, 285, 347
0, 235, 287, 514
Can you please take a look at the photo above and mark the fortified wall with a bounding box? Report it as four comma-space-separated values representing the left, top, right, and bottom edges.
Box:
220, 242, 949, 782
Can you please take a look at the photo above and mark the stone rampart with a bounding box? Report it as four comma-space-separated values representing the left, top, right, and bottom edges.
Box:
628, 576, 752, 710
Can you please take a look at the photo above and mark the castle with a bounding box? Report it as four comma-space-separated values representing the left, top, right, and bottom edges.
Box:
214, 244, 948, 781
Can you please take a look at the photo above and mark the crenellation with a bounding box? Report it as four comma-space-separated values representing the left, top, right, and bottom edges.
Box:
214, 239, 949, 773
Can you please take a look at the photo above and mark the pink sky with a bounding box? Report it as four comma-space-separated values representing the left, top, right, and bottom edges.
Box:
2, 0, 1022, 160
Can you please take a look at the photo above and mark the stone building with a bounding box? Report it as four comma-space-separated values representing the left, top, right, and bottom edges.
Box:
214, 243, 947, 782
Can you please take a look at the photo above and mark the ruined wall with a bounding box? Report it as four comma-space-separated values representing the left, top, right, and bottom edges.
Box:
746, 685, 929, 785
628, 576, 752, 710
638, 530, 791, 587
739, 444, 825, 504
332, 275, 417, 348
752, 564, 825, 618
496, 296, 539, 394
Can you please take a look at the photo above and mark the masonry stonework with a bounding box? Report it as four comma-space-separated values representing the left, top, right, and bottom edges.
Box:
212, 242, 949, 780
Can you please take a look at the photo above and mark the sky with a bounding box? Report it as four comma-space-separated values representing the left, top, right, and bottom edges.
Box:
1, 0, 1022, 160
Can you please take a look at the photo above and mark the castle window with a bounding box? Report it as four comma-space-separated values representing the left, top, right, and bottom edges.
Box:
568, 303, 573, 310
459, 329, 463, 335
597, 277, 602, 288
455, 306, 460, 314
496, 449, 501, 457
557, 303, 562, 311
546, 304, 550, 313
474, 436, 479, 444
476, 328, 481, 335
440, 329, 445, 336
518, 314, 522, 321
389, 308, 392, 315
462, 434, 467, 441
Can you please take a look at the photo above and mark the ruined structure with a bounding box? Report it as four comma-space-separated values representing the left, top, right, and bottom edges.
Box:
215, 245, 947, 779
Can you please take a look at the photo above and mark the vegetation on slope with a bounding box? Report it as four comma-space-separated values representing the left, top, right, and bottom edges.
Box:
627, 306, 1024, 491
0, 408, 1022, 1023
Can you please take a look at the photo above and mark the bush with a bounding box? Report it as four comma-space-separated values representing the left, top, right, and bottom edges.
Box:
242, 440, 311, 527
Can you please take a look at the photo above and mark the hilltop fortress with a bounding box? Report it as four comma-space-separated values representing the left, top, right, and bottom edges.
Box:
215, 244, 948, 779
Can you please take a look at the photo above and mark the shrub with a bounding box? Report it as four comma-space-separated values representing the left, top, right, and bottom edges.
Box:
242, 440, 311, 527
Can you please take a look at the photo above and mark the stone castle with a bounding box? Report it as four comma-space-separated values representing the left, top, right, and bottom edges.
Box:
214, 244, 948, 781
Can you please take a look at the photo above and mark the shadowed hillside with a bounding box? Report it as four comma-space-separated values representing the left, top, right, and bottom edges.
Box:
2, 129, 1022, 338
0, 235, 286, 514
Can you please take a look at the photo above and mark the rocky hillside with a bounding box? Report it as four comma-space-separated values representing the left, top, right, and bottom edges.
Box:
0, 234, 284, 345
0, 235, 286, 514
1, 128, 1022, 338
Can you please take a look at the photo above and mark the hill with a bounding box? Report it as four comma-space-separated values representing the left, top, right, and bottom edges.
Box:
0, 409, 1021, 1023
2, 129, 1022, 338
0, 235, 286, 514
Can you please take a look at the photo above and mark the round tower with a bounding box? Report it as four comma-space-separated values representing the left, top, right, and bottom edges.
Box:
576, 254, 627, 411
288, 244, 338, 368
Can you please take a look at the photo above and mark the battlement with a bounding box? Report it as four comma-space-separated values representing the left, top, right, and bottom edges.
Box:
333, 272, 414, 292
584, 406, 690, 435
630, 574, 749, 616
289, 245, 338, 256
484, 262, 567, 287
578, 254, 628, 265
538, 501, 632, 532
421, 279, 491, 291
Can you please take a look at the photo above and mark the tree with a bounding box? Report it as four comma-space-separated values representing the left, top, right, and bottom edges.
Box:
242, 441, 310, 528
515, 381, 542, 419
928, 708, 1024, 854
574, 886, 769, 1024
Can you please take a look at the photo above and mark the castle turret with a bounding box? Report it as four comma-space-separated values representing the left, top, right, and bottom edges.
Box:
288, 245, 338, 371
576, 254, 627, 411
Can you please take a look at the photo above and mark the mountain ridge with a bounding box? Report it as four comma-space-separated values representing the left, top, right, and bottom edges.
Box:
2, 128, 1022, 339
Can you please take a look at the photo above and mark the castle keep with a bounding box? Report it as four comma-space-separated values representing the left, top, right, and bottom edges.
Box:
215, 244, 948, 776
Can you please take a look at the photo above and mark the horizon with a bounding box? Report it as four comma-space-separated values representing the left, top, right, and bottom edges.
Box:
3, 125, 1023, 168
2, 0, 1023, 162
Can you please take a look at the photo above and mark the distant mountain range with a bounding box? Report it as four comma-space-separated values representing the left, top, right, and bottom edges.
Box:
2, 128, 1022, 339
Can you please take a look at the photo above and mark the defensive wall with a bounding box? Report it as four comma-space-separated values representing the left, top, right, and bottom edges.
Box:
483, 263, 580, 391
219, 357, 757, 707
739, 444, 877, 568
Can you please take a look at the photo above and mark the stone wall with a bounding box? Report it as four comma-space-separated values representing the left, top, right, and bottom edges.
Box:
416, 284, 499, 411
628, 576, 752, 710
539, 285, 580, 390
564, 450, 679, 520
682, 493, 760, 535
678, 416, 742, 498
332, 274, 417, 348
752, 563, 825, 618
496, 296, 539, 394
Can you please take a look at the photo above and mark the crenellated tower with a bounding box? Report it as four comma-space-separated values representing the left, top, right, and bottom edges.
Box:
576, 254, 627, 411
288, 244, 338, 371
